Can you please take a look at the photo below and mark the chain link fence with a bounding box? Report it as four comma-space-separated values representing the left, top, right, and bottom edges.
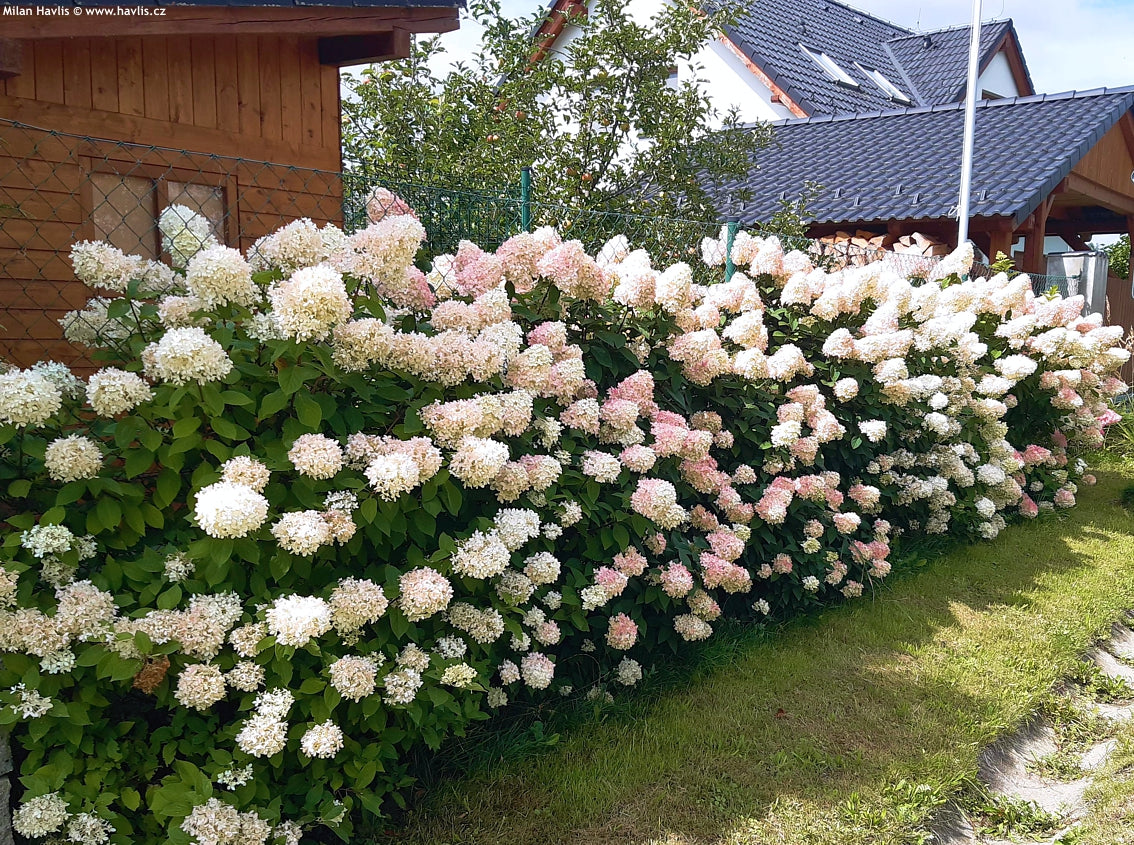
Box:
2, 116, 1084, 370
1, 118, 342, 368
345, 164, 1082, 292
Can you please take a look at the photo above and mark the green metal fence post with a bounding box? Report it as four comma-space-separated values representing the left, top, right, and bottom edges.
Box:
521, 166, 532, 232
724, 216, 740, 282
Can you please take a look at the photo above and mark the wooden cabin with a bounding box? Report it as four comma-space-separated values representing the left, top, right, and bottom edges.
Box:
0, 1, 460, 366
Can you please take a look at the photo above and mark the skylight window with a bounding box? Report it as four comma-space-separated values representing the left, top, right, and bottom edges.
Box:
800, 44, 858, 88
855, 63, 911, 104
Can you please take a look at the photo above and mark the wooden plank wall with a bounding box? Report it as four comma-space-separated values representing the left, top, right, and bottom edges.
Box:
1106, 275, 1134, 386
0, 35, 344, 367
1072, 122, 1134, 204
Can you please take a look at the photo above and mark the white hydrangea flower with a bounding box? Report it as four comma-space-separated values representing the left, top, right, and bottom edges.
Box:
194, 481, 270, 539
269, 265, 352, 342
0, 369, 63, 427
43, 434, 102, 483
86, 368, 151, 417
144, 327, 233, 386
265, 595, 332, 647
300, 720, 344, 759
159, 204, 217, 269
185, 244, 260, 308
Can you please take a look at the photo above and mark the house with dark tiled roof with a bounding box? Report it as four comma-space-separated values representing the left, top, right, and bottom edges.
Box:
533, 0, 1134, 280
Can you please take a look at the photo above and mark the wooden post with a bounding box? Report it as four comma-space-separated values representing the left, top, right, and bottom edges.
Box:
1128, 215, 1134, 283
988, 227, 1014, 266
1023, 198, 1052, 275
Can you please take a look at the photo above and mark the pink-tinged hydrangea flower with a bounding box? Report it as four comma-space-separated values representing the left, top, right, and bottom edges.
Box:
689, 589, 722, 621
630, 478, 687, 529
398, 567, 453, 621
609, 371, 659, 417
288, 433, 344, 480
451, 240, 505, 298
1054, 487, 1076, 508
506, 344, 553, 393
832, 512, 861, 534
538, 240, 609, 301
690, 505, 720, 531
520, 652, 555, 689
755, 476, 795, 524
660, 562, 694, 598
848, 484, 881, 510
790, 436, 820, 464
681, 456, 729, 494
594, 566, 629, 599
606, 613, 638, 650
1019, 495, 1039, 518
613, 548, 648, 577
707, 529, 744, 562
527, 321, 569, 353
674, 614, 712, 642
645, 532, 667, 555
365, 186, 417, 223
772, 554, 793, 575
700, 554, 752, 593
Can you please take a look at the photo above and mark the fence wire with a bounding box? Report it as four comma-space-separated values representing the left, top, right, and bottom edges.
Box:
0, 119, 342, 368
1, 117, 1084, 370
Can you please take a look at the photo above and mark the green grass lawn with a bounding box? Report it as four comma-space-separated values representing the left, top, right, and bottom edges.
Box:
384, 458, 1134, 845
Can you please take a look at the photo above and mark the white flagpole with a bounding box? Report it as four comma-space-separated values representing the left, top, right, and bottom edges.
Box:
957, 0, 983, 245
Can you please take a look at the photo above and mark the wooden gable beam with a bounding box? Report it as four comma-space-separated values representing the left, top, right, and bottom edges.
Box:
717, 34, 808, 118
1064, 172, 1134, 217
0, 38, 22, 80
530, 0, 587, 62
1119, 112, 1134, 164
984, 28, 1034, 97
319, 29, 411, 67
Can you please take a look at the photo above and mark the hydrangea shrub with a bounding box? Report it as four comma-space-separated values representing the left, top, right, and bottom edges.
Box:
0, 198, 1127, 843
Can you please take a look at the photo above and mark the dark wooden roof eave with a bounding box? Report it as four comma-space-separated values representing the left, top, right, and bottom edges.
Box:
1, 4, 460, 39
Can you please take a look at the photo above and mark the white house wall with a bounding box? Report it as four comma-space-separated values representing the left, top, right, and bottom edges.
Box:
977, 50, 1021, 98
549, 0, 792, 127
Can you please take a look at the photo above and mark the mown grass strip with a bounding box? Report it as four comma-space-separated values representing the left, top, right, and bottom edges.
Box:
385, 459, 1134, 845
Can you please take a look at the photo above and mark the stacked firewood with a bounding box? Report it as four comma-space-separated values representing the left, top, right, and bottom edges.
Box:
812, 230, 950, 269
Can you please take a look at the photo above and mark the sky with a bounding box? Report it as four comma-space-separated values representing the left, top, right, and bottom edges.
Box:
428, 0, 1134, 94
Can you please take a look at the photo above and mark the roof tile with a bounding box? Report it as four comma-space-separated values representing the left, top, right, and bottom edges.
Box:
707, 87, 1134, 228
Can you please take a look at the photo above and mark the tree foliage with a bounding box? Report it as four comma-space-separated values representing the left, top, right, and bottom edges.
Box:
341, 0, 769, 219
1100, 234, 1130, 280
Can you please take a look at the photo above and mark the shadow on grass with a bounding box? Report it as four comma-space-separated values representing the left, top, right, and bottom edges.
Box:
375, 467, 1134, 845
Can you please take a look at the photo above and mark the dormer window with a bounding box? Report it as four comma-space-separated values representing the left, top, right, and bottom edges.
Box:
800, 44, 859, 88
855, 63, 911, 104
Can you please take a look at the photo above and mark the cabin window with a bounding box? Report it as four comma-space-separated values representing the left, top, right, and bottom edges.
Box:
855, 63, 911, 104
800, 45, 859, 88
86, 161, 229, 263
